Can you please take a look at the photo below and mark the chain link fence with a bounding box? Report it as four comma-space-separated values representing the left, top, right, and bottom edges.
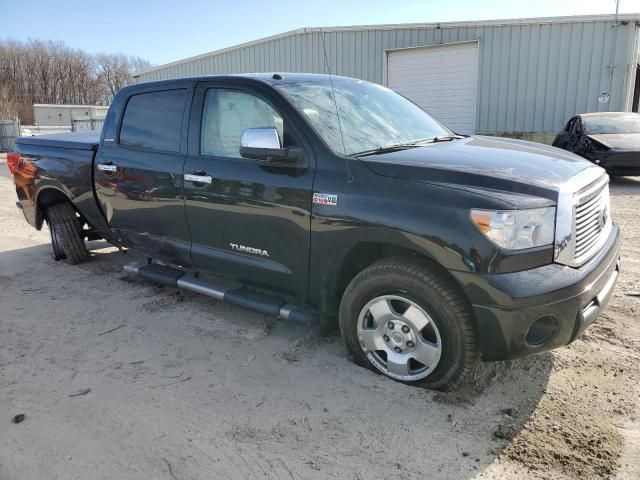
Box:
0, 119, 21, 152
0, 115, 104, 152
72, 118, 105, 132
21, 125, 72, 136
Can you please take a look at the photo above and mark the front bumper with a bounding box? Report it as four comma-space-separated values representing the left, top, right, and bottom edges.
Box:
451, 224, 621, 361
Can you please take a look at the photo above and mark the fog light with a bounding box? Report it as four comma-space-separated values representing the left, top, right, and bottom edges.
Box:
525, 315, 558, 347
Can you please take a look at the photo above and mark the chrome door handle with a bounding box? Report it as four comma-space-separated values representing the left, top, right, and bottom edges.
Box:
184, 173, 213, 184
97, 163, 117, 172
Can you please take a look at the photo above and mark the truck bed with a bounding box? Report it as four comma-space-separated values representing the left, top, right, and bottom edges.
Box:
12, 129, 108, 235
15, 131, 100, 150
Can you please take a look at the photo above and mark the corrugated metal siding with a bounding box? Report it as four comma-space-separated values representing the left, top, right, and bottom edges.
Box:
387, 42, 479, 134
136, 19, 639, 134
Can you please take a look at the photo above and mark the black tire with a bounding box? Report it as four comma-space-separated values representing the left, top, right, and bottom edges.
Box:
339, 257, 478, 391
48, 218, 65, 261
45, 203, 90, 265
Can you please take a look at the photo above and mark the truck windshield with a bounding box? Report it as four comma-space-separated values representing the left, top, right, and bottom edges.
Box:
276, 77, 451, 156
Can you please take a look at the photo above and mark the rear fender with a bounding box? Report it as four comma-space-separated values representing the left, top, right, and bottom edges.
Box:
35, 185, 75, 229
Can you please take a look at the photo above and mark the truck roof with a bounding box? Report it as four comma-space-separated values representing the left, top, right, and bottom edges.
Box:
238, 72, 335, 84
129, 72, 341, 90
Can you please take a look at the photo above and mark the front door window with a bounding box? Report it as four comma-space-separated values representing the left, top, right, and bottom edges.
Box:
200, 89, 284, 158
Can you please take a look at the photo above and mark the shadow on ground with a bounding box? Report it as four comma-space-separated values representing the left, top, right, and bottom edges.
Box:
610, 175, 640, 196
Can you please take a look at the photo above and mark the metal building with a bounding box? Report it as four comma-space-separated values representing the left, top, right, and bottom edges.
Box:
33, 104, 109, 127
134, 14, 640, 143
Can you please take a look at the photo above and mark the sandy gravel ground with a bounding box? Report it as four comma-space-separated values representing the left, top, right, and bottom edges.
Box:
0, 153, 639, 480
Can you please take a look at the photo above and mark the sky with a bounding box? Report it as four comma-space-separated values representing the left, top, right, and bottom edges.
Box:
2, 0, 639, 67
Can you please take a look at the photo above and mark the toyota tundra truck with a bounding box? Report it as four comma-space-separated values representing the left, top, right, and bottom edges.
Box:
8, 73, 621, 390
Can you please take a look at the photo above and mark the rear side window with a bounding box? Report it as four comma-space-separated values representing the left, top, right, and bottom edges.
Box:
119, 89, 187, 152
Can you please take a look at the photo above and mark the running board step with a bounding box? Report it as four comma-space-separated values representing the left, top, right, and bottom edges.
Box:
124, 262, 320, 326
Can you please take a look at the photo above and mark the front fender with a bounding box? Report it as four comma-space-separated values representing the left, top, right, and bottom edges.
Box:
308, 157, 554, 315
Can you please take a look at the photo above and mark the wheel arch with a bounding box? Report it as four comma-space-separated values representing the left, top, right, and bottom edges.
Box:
318, 240, 475, 326
35, 187, 74, 230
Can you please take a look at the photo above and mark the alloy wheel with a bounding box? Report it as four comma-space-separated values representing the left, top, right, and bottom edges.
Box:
357, 294, 442, 381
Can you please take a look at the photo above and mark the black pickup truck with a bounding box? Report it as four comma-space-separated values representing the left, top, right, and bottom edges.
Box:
8, 74, 621, 390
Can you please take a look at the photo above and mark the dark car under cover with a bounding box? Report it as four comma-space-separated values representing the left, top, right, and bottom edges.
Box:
553, 112, 640, 176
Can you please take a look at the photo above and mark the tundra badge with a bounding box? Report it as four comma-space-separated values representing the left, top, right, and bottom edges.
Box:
230, 243, 270, 257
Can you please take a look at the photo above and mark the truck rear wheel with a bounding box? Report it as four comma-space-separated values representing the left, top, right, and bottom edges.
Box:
339, 257, 478, 391
45, 203, 90, 265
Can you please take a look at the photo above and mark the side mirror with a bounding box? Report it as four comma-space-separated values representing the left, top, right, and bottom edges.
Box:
239, 127, 301, 163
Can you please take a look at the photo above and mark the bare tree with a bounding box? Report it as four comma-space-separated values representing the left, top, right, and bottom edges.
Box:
129, 56, 152, 75
95, 53, 130, 100
95, 53, 153, 103
0, 39, 153, 123
0, 82, 20, 119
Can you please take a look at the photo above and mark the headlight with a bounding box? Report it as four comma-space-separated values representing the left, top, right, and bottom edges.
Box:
470, 207, 556, 250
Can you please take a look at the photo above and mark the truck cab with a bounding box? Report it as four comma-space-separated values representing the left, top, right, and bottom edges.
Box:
95, 77, 317, 301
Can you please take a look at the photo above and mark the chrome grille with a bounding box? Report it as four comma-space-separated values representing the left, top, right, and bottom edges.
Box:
573, 178, 610, 264
555, 169, 611, 268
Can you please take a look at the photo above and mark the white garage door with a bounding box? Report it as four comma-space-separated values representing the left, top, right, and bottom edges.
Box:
386, 42, 479, 135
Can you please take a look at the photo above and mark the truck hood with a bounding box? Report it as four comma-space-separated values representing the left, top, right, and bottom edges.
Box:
362, 135, 596, 201
587, 133, 640, 150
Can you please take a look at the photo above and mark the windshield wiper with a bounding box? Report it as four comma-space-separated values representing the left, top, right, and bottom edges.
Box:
421, 134, 466, 143
351, 142, 424, 158
351, 135, 466, 157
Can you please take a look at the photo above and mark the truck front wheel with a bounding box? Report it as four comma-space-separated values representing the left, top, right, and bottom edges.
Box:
45, 203, 90, 265
339, 257, 478, 391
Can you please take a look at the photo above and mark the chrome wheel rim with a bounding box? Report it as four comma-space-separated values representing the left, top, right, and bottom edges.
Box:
357, 294, 442, 381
